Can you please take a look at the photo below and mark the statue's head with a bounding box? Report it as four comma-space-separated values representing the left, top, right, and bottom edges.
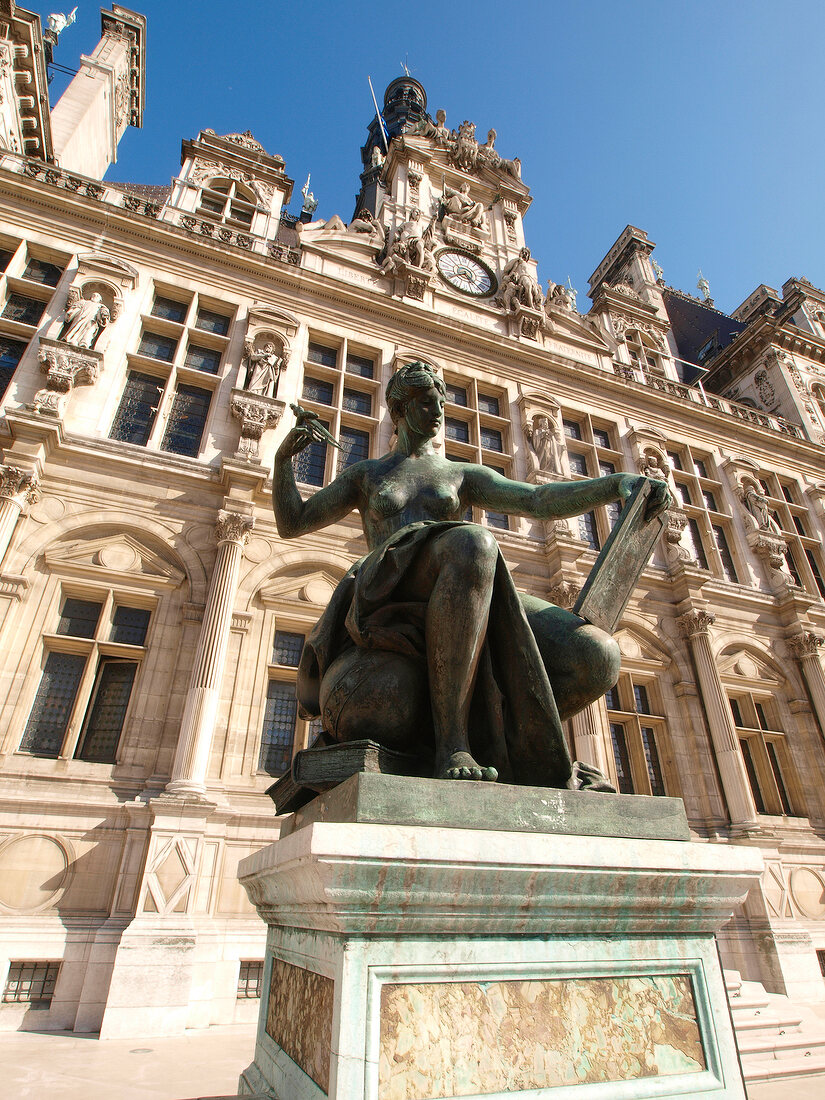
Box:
520, 247, 531, 260
386, 361, 446, 428
409, 208, 421, 221
436, 109, 446, 124
487, 128, 496, 144
90, 292, 103, 303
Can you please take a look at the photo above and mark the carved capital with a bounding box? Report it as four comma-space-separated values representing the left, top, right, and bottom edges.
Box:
787, 631, 825, 660
548, 579, 580, 611
215, 510, 254, 546
0, 465, 40, 504
677, 609, 716, 638
748, 529, 788, 572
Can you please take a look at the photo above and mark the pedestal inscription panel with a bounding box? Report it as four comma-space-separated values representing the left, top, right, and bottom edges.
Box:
378, 974, 705, 1099
266, 958, 334, 1093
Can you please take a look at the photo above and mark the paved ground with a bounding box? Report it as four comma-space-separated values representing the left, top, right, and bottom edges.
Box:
2, 1025, 824, 1099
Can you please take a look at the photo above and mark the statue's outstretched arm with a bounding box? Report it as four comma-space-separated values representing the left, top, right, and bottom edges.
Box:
272, 426, 361, 538
464, 467, 670, 522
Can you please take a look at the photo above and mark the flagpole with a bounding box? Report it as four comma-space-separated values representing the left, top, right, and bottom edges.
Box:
367, 76, 389, 153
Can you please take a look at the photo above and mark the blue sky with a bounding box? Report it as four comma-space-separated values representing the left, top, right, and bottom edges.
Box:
35, 1, 825, 315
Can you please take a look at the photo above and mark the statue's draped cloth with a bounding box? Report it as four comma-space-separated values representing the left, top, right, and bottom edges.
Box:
297, 520, 573, 787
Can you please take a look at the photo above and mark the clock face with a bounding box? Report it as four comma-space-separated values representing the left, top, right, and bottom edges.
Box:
436, 250, 496, 297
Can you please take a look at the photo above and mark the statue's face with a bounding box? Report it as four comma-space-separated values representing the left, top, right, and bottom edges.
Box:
90, 293, 102, 302
488, 129, 496, 143
263, 343, 275, 353
404, 384, 445, 438
436, 110, 446, 124
521, 248, 530, 260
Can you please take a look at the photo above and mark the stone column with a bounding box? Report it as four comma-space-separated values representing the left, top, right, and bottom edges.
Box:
0, 464, 40, 566
167, 509, 253, 796
678, 609, 759, 829
787, 631, 825, 739
570, 698, 613, 780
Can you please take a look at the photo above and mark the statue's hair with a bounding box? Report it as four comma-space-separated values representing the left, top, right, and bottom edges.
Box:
385, 361, 446, 426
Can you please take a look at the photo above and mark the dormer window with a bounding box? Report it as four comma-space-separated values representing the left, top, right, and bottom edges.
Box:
627, 328, 664, 374
197, 178, 256, 229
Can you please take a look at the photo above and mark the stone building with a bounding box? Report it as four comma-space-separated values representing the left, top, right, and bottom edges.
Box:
1, 2, 825, 1075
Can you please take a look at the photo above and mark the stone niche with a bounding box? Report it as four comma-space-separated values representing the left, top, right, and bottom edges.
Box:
238, 773, 760, 1100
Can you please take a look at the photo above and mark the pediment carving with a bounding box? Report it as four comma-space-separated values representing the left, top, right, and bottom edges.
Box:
717, 648, 783, 686
45, 533, 185, 588
75, 253, 139, 290
260, 568, 342, 607
614, 627, 671, 668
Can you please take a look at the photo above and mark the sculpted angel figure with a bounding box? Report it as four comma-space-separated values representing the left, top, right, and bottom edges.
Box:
441, 181, 486, 229
243, 341, 284, 399
497, 247, 544, 312
59, 289, 110, 349
272, 361, 670, 787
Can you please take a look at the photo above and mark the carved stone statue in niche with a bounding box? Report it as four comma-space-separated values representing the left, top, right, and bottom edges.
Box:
497, 247, 544, 312
739, 478, 782, 534
379, 209, 436, 277
59, 288, 110, 348
525, 414, 562, 475
440, 181, 486, 229
242, 339, 285, 399
638, 447, 670, 483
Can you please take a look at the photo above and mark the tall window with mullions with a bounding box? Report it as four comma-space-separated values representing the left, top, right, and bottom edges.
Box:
258, 681, 298, 775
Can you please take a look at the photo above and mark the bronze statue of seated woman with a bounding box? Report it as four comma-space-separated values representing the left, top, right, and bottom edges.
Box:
272, 362, 669, 789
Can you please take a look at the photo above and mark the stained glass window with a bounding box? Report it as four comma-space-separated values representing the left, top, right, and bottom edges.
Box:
150, 297, 187, 323
302, 377, 334, 405
194, 308, 230, 336
0, 336, 25, 398
479, 426, 503, 452
22, 258, 62, 287
337, 426, 369, 472
138, 330, 177, 362
308, 342, 338, 368
342, 388, 372, 415
477, 392, 500, 416
273, 630, 304, 667
110, 606, 151, 645
57, 597, 102, 638
184, 343, 221, 374
345, 351, 373, 377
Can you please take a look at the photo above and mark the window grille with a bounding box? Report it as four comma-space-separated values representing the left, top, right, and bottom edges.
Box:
194, 308, 230, 336
57, 597, 102, 638
342, 387, 372, 415
161, 384, 211, 457
110, 372, 164, 446
75, 659, 137, 763
445, 382, 467, 406
19, 652, 86, 756
477, 392, 500, 416
345, 351, 373, 378
303, 377, 334, 405
138, 330, 177, 362
150, 296, 187, 323
293, 423, 328, 486
273, 630, 304, 667
3, 962, 60, 1007
22, 258, 62, 287
110, 606, 151, 645
2, 293, 45, 326
479, 426, 503, 452
184, 344, 222, 374
445, 417, 470, 443
258, 681, 298, 775
337, 426, 370, 472
307, 342, 338, 368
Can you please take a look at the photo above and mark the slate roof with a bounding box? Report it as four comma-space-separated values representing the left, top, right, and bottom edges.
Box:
663, 288, 748, 367
107, 182, 172, 202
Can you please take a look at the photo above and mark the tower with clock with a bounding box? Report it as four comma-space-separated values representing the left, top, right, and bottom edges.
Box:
353, 77, 538, 314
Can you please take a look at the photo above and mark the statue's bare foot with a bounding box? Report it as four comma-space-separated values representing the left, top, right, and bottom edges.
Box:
437, 750, 498, 782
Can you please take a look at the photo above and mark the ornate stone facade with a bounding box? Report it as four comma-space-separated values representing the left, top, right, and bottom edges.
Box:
1, 12, 825, 1073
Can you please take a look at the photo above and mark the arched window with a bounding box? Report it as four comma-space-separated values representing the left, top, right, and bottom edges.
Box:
197, 178, 256, 229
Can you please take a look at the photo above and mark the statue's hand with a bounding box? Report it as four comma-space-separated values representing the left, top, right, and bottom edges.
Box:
275, 425, 315, 459
617, 474, 672, 521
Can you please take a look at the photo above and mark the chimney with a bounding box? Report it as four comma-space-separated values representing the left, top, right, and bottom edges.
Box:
50, 4, 146, 179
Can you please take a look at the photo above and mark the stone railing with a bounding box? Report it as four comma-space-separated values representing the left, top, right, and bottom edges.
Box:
612, 363, 804, 440
7, 155, 300, 267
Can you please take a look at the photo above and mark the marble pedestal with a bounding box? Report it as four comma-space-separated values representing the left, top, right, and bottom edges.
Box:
238, 774, 762, 1100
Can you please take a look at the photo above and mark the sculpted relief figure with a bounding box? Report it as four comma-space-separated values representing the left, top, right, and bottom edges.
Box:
441, 181, 486, 229
525, 413, 561, 475
452, 120, 479, 171
273, 361, 669, 787
413, 107, 452, 147
59, 289, 110, 349
379, 209, 435, 276
242, 340, 284, 399
348, 208, 386, 250
740, 479, 782, 534
497, 247, 544, 312
546, 281, 574, 312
